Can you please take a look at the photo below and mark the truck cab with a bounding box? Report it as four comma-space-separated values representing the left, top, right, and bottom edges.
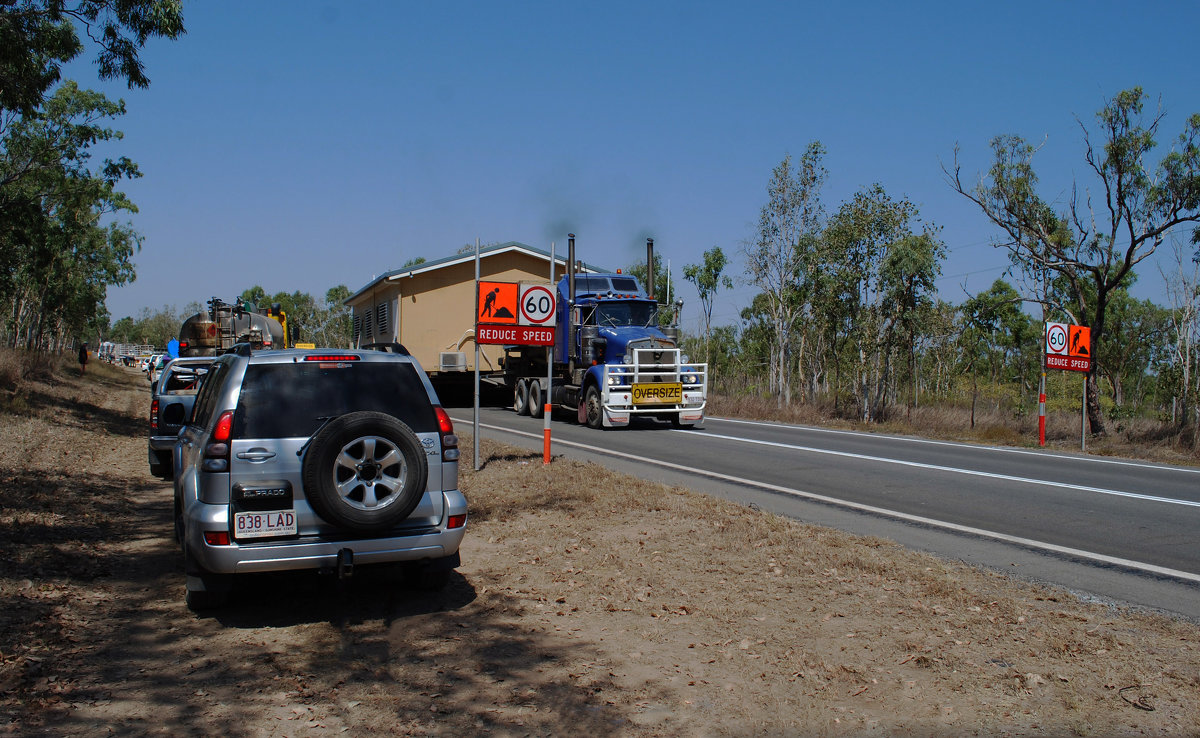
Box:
559, 273, 706, 428
504, 245, 707, 430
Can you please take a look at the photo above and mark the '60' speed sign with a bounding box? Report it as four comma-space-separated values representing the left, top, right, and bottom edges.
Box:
519, 283, 556, 326
1045, 322, 1068, 355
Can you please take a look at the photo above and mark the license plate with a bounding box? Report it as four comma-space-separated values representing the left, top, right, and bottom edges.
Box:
234, 510, 297, 539
631, 382, 682, 405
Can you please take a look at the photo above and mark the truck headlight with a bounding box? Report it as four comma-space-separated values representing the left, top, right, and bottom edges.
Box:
683, 373, 699, 385
680, 354, 690, 364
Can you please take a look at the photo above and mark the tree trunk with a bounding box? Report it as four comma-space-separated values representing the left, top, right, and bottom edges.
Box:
1086, 292, 1108, 435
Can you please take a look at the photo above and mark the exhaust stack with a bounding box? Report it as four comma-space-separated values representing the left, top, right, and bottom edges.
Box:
645, 238, 655, 301
568, 233, 576, 366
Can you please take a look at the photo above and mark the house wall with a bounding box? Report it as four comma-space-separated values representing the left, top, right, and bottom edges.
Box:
349, 250, 563, 374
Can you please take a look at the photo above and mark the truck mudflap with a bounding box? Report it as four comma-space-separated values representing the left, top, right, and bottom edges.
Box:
596, 348, 707, 428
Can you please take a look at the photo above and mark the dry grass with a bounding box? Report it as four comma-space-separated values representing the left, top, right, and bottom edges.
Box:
459, 439, 1200, 735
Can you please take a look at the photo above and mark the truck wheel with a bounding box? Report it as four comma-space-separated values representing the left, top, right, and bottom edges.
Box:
584, 384, 604, 429
514, 379, 529, 416
301, 411, 428, 533
527, 380, 544, 419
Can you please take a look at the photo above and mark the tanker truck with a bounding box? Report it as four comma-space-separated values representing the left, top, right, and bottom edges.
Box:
178, 297, 289, 356
502, 235, 707, 429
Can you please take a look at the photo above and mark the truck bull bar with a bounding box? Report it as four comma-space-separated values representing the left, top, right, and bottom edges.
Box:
599, 347, 707, 419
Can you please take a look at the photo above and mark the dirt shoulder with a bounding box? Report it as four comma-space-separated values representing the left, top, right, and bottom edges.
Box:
0, 362, 1197, 736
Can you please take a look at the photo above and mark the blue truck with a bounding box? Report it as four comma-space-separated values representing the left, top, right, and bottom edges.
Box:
502, 236, 707, 429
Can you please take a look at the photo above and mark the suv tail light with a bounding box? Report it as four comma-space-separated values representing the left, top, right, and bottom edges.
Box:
303, 354, 360, 362
150, 399, 159, 430
202, 410, 233, 472
434, 407, 459, 462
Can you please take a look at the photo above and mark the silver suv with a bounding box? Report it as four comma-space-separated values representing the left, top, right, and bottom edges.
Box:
149, 356, 216, 479
173, 345, 466, 610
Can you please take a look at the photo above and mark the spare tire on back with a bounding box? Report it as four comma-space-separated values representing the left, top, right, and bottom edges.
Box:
301, 411, 428, 533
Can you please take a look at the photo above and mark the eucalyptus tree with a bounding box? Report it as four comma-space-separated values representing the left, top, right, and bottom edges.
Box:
683, 245, 733, 364
1, 0, 185, 119
745, 144, 827, 405
1, 82, 140, 348
316, 285, 354, 348
880, 231, 945, 411
958, 279, 1032, 426
1160, 241, 1200, 433
949, 87, 1200, 433
822, 184, 941, 420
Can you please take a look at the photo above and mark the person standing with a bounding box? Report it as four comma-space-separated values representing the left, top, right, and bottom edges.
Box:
78, 342, 89, 375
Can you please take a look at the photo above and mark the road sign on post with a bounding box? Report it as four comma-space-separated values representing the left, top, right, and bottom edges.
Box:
476, 281, 556, 346
477, 281, 518, 324
1045, 322, 1091, 372
518, 282, 556, 326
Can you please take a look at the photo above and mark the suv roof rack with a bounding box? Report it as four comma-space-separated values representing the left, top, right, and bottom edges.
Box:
361, 342, 411, 356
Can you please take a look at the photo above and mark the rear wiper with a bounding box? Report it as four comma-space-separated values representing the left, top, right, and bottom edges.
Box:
297, 416, 337, 457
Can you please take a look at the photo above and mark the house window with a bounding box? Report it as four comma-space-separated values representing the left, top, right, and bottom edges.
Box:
376, 301, 389, 338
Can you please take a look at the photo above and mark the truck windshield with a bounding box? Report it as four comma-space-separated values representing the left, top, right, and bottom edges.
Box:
596, 302, 658, 327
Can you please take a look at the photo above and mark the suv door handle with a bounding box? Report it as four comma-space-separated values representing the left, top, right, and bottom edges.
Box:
236, 448, 276, 462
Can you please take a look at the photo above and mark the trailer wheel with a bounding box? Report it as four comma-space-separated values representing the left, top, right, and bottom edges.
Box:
584, 384, 604, 429
527, 380, 544, 418
514, 379, 529, 415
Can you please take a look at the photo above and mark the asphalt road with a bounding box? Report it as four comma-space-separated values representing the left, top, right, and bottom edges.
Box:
450, 404, 1200, 621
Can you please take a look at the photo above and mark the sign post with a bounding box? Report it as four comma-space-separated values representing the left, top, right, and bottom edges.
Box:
1044, 321, 1092, 451
474, 276, 558, 462
473, 239, 480, 472
544, 243, 555, 465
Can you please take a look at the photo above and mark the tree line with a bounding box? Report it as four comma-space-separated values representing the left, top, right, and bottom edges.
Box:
3, 7, 1197, 440
1, 1, 184, 350
676, 88, 1200, 440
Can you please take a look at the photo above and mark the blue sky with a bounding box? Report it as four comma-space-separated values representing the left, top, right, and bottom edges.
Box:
88, 1, 1199, 334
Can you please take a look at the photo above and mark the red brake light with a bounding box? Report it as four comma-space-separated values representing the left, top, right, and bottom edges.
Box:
204, 531, 230, 546
435, 406, 454, 434
151, 399, 159, 430
213, 410, 234, 442
447, 514, 467, 530
303, 354, 360, 362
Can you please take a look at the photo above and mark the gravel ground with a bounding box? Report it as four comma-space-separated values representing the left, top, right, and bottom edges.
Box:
1, 359, 1197, 736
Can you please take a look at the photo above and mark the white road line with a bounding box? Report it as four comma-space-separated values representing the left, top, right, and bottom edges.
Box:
458, 418, 1200, 585
687, 430, 1200, 508
707, 416, 1200, 474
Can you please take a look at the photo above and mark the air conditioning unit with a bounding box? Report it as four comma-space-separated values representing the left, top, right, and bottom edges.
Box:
439, 352, 467, 372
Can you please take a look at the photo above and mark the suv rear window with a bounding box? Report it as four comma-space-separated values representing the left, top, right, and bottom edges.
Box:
233, 362, 437, 439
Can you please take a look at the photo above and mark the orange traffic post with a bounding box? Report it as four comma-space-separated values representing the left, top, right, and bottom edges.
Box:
543, 405, 552, 464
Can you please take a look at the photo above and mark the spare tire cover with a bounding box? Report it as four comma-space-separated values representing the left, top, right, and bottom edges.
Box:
301, 411, 428, 533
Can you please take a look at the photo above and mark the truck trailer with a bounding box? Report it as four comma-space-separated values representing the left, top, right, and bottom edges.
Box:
178, 297, 289, 357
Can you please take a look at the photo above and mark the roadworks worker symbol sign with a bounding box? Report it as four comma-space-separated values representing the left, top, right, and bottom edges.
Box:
477, 281, 518, 324
1069, 325, 1090, 357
